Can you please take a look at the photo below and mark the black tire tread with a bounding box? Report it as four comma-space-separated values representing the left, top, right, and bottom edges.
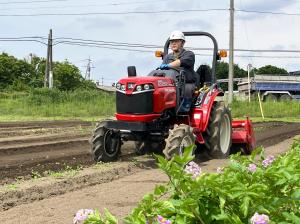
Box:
163, 124, 195, 160
90, 121, 120, 162
205, 102, 232, 158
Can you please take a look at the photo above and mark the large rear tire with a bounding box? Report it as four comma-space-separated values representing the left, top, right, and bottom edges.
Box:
205, 102, 232, 159
90, 122, 121, 162
163, 124, 195, 160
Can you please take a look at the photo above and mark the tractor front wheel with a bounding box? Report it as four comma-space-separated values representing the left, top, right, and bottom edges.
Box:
205, 102, 232, 158
90, 122, 121, 162
163, 124, 195, 160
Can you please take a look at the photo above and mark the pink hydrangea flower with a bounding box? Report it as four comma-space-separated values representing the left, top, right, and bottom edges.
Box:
248, 163, 257, 173
250, 212, 270, 224
262, 155, 275, 168
185, 161, 201, 179
73, 209, 94, 224
157, 215, 171, 224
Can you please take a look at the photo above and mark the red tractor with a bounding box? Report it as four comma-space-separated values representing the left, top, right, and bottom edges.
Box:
90, 31, 255, 162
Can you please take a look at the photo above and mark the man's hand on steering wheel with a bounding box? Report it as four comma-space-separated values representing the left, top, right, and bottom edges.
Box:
159, 63, 170, 70
158, 64, 180, 72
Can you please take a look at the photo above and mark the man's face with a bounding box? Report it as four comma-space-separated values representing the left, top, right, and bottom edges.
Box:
170, 39, 184, 52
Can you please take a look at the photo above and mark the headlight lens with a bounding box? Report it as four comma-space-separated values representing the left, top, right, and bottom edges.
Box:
136, 85, 142, 91
116, 83, 121, 89
144, 84, 150, 90
121, 84, 126, 91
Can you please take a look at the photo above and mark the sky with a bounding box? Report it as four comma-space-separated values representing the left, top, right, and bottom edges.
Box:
0, 0, 300, 85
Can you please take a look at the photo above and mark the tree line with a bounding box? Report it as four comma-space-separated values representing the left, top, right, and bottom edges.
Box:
0, 53, 96, 91
0, 52, 289, 91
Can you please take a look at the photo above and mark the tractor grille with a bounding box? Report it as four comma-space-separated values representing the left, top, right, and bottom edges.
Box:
116, 91, 153, 114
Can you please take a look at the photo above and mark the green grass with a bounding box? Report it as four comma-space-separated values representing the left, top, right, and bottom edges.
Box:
0, 88, 115, 121
0, 89, 299, 122
231, 101, 300, 122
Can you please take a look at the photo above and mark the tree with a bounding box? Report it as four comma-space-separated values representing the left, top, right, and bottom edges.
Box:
256, 65, 288, 75
0, 53, 33, 90
53, 60, 84, 91
215, 62, 247, 90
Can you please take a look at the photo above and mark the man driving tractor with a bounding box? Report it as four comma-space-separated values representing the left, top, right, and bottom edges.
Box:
159, 30, 197, 111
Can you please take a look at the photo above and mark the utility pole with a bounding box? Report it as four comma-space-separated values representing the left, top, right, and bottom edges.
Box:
44, 31, 50, 87
101, 76, 104, 86
247, 63, 252, 102
228, 0, 234, 103
85, 57, 94, 80
48, 29, 53, 88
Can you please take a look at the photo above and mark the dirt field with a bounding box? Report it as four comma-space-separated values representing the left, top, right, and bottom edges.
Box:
0, 121, 299, 224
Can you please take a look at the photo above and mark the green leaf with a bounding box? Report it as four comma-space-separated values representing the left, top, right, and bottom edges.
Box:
291, 188, 300, 199
219, 196, 226, 213
104, 209, 118, 224
282, 212, 300, 224
154, 185, 167, 196
250, 146, 263, 161
240, 196, 251, 217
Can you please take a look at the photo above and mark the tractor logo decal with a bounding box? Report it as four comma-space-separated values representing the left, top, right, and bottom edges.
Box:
158, 80, 170, 87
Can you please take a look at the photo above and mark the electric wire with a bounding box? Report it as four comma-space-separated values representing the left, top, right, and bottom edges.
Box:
236, 9, 300, 17
0, 0, 168, 10
0, 8, 227, 17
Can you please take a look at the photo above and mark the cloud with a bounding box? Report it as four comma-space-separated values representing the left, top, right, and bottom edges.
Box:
236, 0, 297, 21
239, 0, 296, 11
76, 17, 124, 29
175, 18, 211, 30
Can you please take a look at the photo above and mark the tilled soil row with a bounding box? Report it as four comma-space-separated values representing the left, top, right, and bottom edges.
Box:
0, 120, 93, 129
0, 159, 154, 211
0, 122, 299, 185
0, 135, 298, 219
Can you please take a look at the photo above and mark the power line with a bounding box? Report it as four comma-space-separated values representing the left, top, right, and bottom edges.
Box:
236, 9, 300, 17
2, 36, 300, 54
0, 8, 227, 17
3, 36, 300, 55
53, 37, 300, 53
0, 0, 168, 11
0, 39, 47, 45
55, 41, 300, 58
0, 0, 68, 4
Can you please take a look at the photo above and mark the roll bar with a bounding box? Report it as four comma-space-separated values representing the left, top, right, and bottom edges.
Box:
163, 31, 219, 84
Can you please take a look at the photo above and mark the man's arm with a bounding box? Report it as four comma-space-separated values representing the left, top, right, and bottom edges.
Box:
169, 59, 181, 68
180, 51, 195, 68
162, 54, 180, 68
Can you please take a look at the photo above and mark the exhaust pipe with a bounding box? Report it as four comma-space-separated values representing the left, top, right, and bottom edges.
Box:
127, 66, 137, 77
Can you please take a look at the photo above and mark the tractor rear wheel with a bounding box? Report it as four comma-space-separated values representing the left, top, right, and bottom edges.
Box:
90, 122, 121, 162
163, 124, 195, 160
134, 141, 166, 155
205, 102, 232, 158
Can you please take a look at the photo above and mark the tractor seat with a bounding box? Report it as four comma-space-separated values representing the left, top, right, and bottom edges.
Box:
195, 65, 212, 88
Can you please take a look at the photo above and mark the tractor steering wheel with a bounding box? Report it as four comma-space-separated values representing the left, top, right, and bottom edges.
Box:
156, 66, 180, 73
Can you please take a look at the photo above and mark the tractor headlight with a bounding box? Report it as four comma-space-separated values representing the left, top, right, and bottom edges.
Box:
121, 84, 126, 91
136, 85, 142, 92
116, 83, 121, 89
144, 84, 150, 90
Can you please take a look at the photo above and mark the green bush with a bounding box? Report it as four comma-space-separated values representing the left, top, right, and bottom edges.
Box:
82, 139, 300, 224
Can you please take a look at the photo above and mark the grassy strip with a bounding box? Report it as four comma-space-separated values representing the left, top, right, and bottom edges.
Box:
0, 89, 115, 121
231, 101, 300, 120
0, 89, 299, 122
